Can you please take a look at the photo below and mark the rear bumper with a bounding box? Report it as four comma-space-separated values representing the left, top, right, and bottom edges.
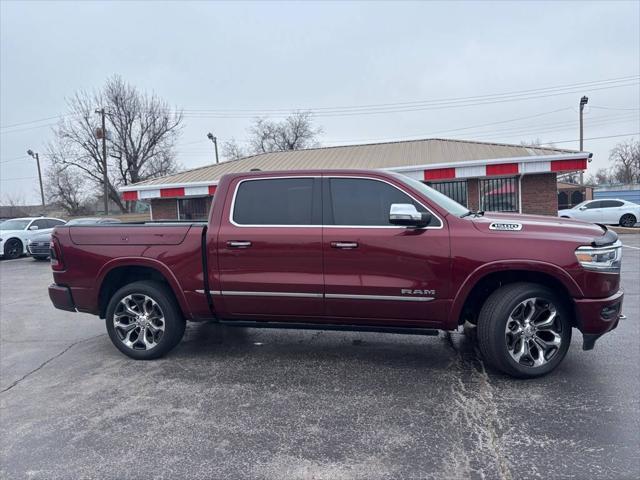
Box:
48, 284, 76, 312
574, 289, 624, 350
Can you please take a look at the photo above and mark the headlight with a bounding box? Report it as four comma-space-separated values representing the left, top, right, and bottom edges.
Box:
575, 241, 622, 273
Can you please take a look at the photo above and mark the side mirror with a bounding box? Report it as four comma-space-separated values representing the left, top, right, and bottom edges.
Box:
579, 206, 587, 211
28, 225, 39, 230
389, 203, 432, 228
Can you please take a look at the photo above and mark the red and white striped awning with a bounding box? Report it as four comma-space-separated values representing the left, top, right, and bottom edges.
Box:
121, 182, 217, 202
120, 152, 589, 201
387, 153, 589, 182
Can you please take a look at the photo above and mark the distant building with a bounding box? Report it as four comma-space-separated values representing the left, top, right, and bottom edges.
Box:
594, 183, 640, 204
120, 138, 591, 220
557, 181, 594, 210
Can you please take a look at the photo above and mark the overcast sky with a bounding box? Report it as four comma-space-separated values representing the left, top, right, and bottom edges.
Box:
1, 0, 639, 204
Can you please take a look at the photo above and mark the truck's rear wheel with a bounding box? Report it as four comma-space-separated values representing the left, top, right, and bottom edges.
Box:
105, 281, 185, 360
477, 282, 571, 378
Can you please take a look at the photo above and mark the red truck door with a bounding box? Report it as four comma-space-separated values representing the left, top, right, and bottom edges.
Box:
216, 176, 324, 317
322, 175, 451, 324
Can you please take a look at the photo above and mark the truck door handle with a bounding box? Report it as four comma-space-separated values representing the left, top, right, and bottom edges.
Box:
331, 241, 358, 249
227, 241, 252, 248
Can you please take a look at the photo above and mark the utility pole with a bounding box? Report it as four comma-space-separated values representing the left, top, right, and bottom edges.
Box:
207, 132, 219, 164
95, 108, 109, 214
579, 96, 589, 184
26, 149, 45, 209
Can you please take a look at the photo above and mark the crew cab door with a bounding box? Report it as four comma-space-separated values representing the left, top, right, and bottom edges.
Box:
216, 176, 324, 317
322, 176, 451, 324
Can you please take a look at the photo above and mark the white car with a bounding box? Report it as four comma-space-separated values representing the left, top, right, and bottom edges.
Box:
0, 217, 66, 260
558, 199, 639, 227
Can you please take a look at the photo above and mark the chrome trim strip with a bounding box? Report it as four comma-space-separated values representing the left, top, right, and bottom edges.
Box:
326, 293, 435, 302
198, 290, 433, 301
222, 290, 323, 298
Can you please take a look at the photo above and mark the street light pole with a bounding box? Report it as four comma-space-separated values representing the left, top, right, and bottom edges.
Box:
579, 96, 589, 184
96, 108, 109, 215
207, 132, 219, 164
27, 149, 45, 209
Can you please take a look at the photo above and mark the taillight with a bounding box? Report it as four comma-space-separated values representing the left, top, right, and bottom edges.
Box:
50, 236, 65, 270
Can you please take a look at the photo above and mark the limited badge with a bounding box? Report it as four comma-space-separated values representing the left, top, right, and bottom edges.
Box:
489, 222, 523, 231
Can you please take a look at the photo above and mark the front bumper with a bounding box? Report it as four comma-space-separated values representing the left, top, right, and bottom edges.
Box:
48, 284, 76, 312
574, 289, 624, 350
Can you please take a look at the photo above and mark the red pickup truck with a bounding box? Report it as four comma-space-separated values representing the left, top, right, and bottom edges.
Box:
48, 169, 624, 378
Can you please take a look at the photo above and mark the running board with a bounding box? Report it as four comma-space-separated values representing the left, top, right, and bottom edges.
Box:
218, 320, 440, 336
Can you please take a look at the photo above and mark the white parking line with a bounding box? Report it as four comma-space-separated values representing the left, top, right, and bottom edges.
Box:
622, 244, 640, 250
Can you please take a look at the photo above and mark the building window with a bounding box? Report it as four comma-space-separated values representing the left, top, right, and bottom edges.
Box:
177, 197, 210, 220
426, 180, 468, 207
479, 177, 519, 212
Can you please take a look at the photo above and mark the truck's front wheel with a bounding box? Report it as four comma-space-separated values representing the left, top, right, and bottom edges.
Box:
477, 282, 571, 378
105, 281, 186, 360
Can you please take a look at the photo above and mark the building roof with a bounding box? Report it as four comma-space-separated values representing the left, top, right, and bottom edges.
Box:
120, 137, 590, 201
133, 138, 578, 187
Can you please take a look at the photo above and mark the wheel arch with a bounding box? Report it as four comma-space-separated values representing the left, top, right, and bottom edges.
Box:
450, 261, 582, 328
96, 258, 191, 320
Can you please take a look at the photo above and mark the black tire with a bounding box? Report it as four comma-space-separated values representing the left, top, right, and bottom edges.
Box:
105, 280, 186, 360
619, 214, 636, 228
477, 282, 572, 378
3, 238, 23, 260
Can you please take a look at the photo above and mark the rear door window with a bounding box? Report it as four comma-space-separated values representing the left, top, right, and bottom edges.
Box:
600, 200, 623, 208
232, 178, 318, 226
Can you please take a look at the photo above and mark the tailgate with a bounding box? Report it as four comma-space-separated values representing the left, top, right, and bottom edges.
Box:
69, 225, 192, 246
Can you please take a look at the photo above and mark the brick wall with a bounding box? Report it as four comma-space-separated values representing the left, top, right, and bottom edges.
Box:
521, 173, 558, 216
150, 199, 178, 220
467, 178, 479, 210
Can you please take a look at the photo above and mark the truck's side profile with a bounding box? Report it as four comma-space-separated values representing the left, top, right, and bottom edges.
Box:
49, 169, 624, 378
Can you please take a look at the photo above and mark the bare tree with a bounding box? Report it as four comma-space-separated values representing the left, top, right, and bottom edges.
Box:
45, 163, 91, 216
585, 168, 612, 186
609, 139, 640, 184
48, 75, 183, 212
222, 138, 247, 161
248, 112, 322, 154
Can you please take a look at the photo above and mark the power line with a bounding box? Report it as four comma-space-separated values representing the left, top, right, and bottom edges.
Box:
590, 105, 640, 111
550, 132, 639, 144
1, 75, 638, 131
0, 176, 37, 181
178, 75, 640, 114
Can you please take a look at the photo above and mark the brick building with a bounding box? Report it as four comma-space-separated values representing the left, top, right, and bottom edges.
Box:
120, 138, 590, 220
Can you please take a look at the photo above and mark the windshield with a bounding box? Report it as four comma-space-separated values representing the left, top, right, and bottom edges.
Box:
391, 173, 470, 217
0, 219, 30, 230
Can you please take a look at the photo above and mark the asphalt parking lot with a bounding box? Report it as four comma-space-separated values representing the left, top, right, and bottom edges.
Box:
1, 235, 639, 480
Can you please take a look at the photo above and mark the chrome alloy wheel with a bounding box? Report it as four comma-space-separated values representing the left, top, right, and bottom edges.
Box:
504, 297, 563, 368
113, 294, 165, 351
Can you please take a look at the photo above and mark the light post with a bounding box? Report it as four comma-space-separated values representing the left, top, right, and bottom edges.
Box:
95, 108, 109, 214
27, 149, 45, 208
579, 96, 589, 184
207, 132, 219, 164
